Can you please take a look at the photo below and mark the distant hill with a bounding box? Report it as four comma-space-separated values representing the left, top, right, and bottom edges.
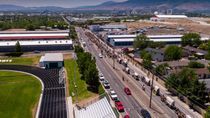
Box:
0, 0, 210, 13
0, 4, 25, 11
0, 4, 66, 12
75, 0, 210, 12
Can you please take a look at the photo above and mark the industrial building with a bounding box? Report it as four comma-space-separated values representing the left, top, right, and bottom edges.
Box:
156, 15, 188, 19
150, 15, 188, 21
39, 53, 64, 69
107, 34, 209, 47
89, 25, 127, 32
0, 30, 73, 52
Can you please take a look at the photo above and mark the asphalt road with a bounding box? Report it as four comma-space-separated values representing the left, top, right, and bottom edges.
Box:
82, 28, 203, 118
76, 27, 144, 118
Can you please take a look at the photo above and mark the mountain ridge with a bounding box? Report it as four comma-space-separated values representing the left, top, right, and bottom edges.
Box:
76, 0, 210, 12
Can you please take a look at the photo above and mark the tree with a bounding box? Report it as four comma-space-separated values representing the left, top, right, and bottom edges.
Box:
166, 68, 208, 104
84, 61, 100, 92
141, 51, 153, 69
133, 34, 150, 50
205, 106, 210, 118
181, 33, 201, 47
155, 63, 169, 76
26, 24, 35, 31
149, 41, 165, 49
188, 61, 205, 68
74, 45, 84, 53
164, 46, 182, 61
15, 41, 21, 52
76, 52, 92, 77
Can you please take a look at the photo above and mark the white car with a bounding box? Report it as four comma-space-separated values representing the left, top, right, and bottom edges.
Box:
110, 90, 118, 101
103, 80, 110, 89
99, 53, 103, 58
99, 73, 105, 82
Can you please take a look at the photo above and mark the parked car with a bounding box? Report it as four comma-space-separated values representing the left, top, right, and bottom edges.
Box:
115, 100, 124, 112
103, 80, 110, 89
110, 90, 118, 101
99, 53, 103, 58
133, 72, 139, 80
141, 109, 151, 118
124, 87, 131, 95
99, 73, 105, 82
124, 115, 130, 118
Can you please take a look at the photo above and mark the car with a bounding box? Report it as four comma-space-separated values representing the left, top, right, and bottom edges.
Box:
34, 50, 41, 53
124, 87, 131, 95
103, 80, 110, 89
99, 73, 105, 81
141, 109, 151, 118
99, 53, 103, 58
124, 115, 130, 118
115, 100, 124, 112
110, 90, 118, 101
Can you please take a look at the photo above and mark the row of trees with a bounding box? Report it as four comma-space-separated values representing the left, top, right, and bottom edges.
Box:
133, 35, 165, 50
69, 25, 78, 40
74, 46, 100, 93
134, 33, 203, 51
0, 16, 68, 30
166, 68, 208, 104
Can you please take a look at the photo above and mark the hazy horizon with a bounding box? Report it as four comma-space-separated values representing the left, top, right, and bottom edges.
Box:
0, 0, 127, 8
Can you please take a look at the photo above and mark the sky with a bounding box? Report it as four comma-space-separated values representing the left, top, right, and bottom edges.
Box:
0, 0, 127, 8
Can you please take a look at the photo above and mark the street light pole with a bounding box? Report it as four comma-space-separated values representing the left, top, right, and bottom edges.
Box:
113, 48, 115, 69
149, 73, 154, 108
73, 52, 78, 104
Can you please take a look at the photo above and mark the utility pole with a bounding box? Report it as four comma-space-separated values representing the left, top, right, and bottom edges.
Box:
149, 73, 154, 108
112, 48, 115, 69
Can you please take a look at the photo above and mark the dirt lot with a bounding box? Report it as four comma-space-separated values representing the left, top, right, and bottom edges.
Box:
112, 18, 210, 36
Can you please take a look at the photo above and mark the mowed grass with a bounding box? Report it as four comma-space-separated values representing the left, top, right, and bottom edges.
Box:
65, 59, 97, 103
0, 71, 41, 118
0, 56, 40, 65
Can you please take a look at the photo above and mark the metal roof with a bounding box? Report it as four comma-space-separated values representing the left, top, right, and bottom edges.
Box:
75, 97, 116, 118
100, 25, 127, 29
110, 35, 209, 42
0, 30, 69, 34
0, 40, 72, 46
42, 53, 63, 62
108, 34, 183, 39
156, 15, 188, 18
0, 33, 69, 40
112, 38, 182, 42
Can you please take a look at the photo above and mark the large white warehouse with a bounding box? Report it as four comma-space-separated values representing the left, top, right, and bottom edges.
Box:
107, 34, 209, 47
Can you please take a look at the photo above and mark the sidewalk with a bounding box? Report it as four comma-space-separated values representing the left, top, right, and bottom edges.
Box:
67, 97, 74, 118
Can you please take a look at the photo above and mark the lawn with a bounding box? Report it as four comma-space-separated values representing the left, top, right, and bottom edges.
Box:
65, 59, 100, 103
0, 56, 40, 65
0, 71, 41, 118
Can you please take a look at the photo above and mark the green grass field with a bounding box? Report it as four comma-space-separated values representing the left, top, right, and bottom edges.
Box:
65, 59, 99, 103
0, 71, 41, 118
0, 56, 40, 65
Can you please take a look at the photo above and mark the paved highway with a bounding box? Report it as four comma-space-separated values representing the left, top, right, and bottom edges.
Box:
77, 27, 179, 118
76, 27, 144, 118
82, 28, 203, 118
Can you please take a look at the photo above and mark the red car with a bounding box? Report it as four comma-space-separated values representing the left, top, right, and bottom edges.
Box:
115, 101, 124, 112
124, 87, 131, 95
124, 115, 130, 118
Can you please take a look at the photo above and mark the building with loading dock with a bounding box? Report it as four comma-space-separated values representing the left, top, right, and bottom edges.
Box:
39, 53, 64, 69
